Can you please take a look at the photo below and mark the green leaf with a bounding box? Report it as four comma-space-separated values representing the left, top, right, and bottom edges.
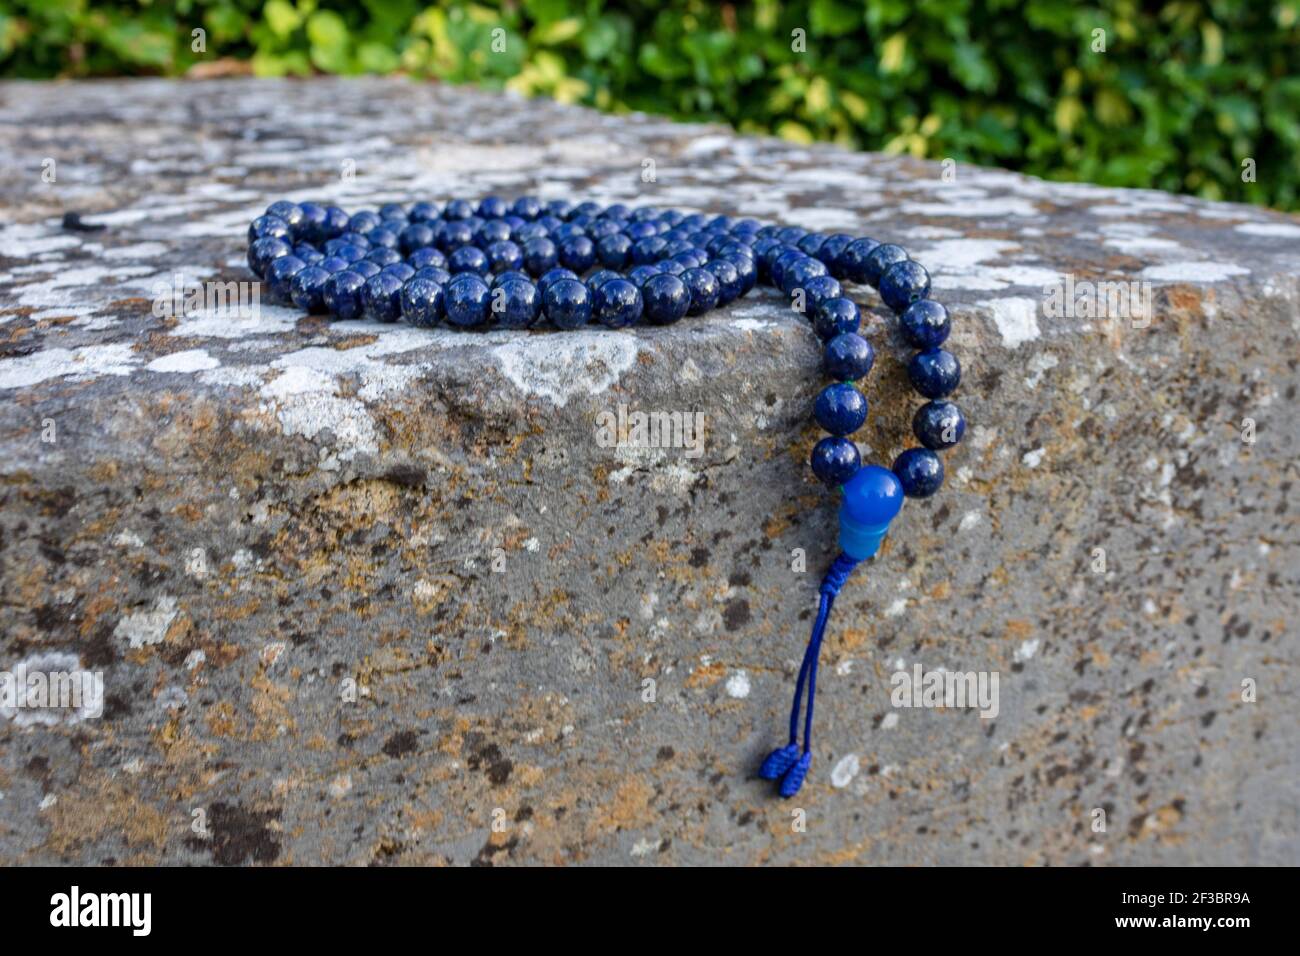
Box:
263, 0, 301, 38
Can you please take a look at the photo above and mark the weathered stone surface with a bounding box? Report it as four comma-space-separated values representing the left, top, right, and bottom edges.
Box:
1, 78, 1298, 866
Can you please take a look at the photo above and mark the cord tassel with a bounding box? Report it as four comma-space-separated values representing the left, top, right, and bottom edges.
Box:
759, 553, 859, 797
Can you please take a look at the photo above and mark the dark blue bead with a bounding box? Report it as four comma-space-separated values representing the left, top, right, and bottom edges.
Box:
248, 214, 291, 244
293, 244, 325, 265
545, 199, 572, 219
290, 265, 332, 313
475, 219, 512, 247
543, 277, 592, 329
558, 236, 596, 273
421, 265, 457, 283
379, 202, 408, 222
627, 265, 660, 287
817, 234, 854, 273
322, 206, 350, 239
864, 243, 909, 287
366, 226, 399, 250
573, 201, 602, 220
347, 211, 381, 234
913, 400, 966, 450
810, 437, 861, 486
908, 348, 961, 398
770, 248, 806, 288
522, 238, 559, 277
319, 256, 350, 273
681, 267, 720, 315
444, 273, 492, 328
409, 201, 440, 222
706, 259, 741, 304
449, 245, 490, 276
893, 448, 945, 498
442, 199, 474, 220
486, 239, 523, 274
727, 254, 757, 293
824, 332, 875, 381
656, 259, 686, 276
586, 269, 622, 291
813, 296, 860, 339
491, 276, 541, 328
879, 259, 931, 313
814, 383, 868, 436
625, 221, 657, 241
594, 278, 643, 329
407, 247, 447, 271
797, 274, 842, 314
437, 221, 474, 252
330, 242, 368, 264
797, 233, 827, 257
294, 202, 328, 243
365, 247, 402, 267
266, 201, 303, 229
400, 277, 445, 328
267, 255, 306, 303
336, 231, 371, 249
641, 273, 690, 325
512, 196, 542, 221
836, 237, 880, 283
362, 272, 405, 323
587, 218, 622, 240
348, 260, 382, 279
514, 222, 548, 244
492, 269, 529, 287
776, 226, 808, 245
602, 203, 630, 221
780, 256, 829, 297
381, 262, 415, 282
248, 236, 292, 277
552, 223, 586, 243
477, 196, 508, 219
323, 270, 367, 320
899, 299, 950, 348
631, 236, 668, 264
538, 267, 578, 297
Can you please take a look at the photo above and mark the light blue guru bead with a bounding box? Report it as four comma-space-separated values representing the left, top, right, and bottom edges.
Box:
838, 465, 905, 561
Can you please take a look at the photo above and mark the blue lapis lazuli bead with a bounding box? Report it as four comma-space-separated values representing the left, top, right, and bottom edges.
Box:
814, 383, 868, 436
824, 332, 874, 381
838, 464, 904, 561
908, 348, 961, 399
893, 447, 945, 498
810, 436, 860, 486
878, 259, 931, 313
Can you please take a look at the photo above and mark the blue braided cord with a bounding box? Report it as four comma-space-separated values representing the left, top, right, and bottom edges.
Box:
780, 751, 814, 798
787, 593, 831, 743
758, 743, 801, 780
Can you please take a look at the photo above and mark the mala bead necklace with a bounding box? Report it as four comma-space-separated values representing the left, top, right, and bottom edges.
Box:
246, 196, 965, 797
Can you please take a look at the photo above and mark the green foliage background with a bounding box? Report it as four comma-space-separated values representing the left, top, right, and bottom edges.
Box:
1, 1, 1296, 209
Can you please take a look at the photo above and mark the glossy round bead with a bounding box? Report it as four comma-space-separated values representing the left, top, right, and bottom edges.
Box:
266, 255, 306, 303
824, 332, 875, 381
899, 299, 950, 348
366, 247, 402, 268
405, 247, 446, 271
631, 237, 669, 264
475, 219, 511, 247
362, 271, 405, 323
771, 249, 809, 289
728, 253, 757, 293
627, 265, 659, 287
349, 260, 382, 279
294, 244, 325, 265
294, 202, 328, 243
814, 383, 868, 436
836, 237, 880, 283
400, 277, 445, 328
863, 243, 909, 287
810, 437, 861, 486
248, 214, 290, 244
597, 233, 633, 269
399, 223, 436, 254
879, 259, 931, 313
491, 276, 541, 329
908, 348, 961, 399
796, 232, 827, 257
798, 274, 842, 314
511, 196, 542, 221
641, 273, 691, 326
656, 259, 686, 276
486, 240, 523, 274
522, 238, 559, 277
449, 245, 490, 276
409, 201, 440, 222
838, 464, 906, 559
378, 202, 408, 222
380, 262, 415, 283
816, 234, 854, 273
780, 256, 829, 297
538, 267, 578, 297
266, 201, 304, 229
706, 259, 741, 304
323, 270, 367, 320
543, 277, 593, 329
558, 236, 596, 273
893, 448, 945, 498
347, 211, 380, 234
437, 220, 474, 252
289, 265, 332, 313
477, 196, 508, 219
594, 278, 643, 329
912, 400, 965, 450
681, 267, 720, 316
444, 273, 492, 328
812, 296, 860, 340
248, 236, 292, 277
